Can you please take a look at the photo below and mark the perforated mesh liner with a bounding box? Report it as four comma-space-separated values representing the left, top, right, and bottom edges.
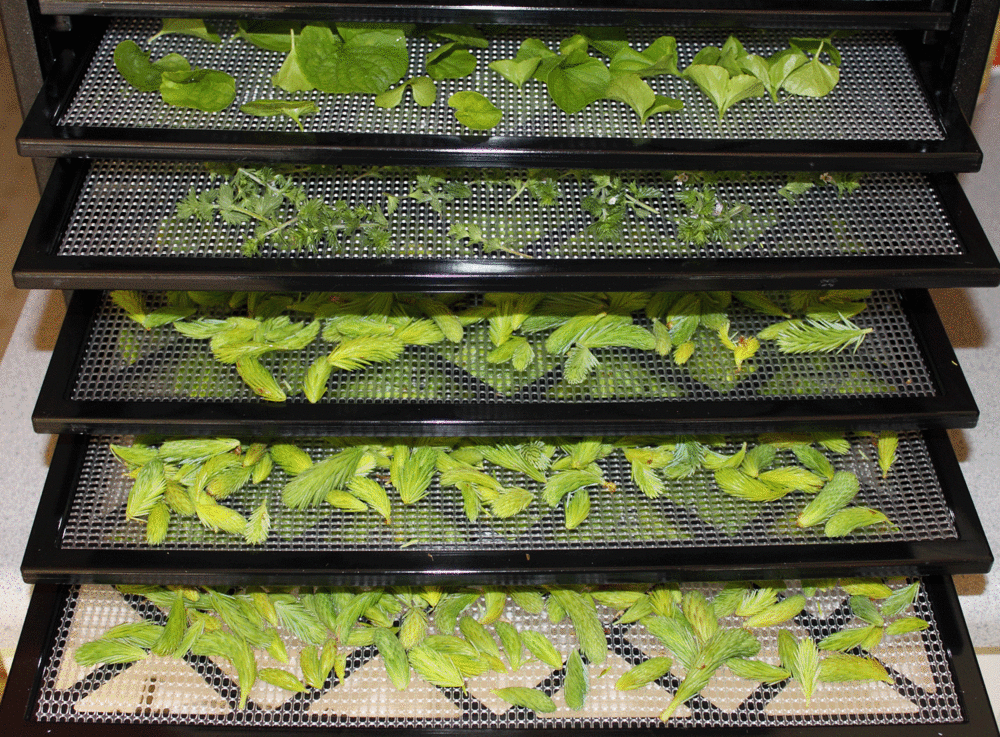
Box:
34, 582, 963, 727
58, 20, 944, 141
59, 431, 956, 551
68, 290, 936, 404
56, 161, 965, 260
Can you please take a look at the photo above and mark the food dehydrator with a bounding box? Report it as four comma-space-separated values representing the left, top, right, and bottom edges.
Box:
1, 0, 999, 732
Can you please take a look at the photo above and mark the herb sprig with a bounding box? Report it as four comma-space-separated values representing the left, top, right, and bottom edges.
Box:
175, 167, 395, 255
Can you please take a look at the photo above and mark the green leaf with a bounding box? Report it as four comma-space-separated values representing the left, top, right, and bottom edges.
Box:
492, 686, 556, 713
564, 649, 589, 710
545, 52, 611, 114
243, 502, 271, 544
517, 38, 558, 66
347, 476, 392, 523
609, 36, 680, 78
259, 667, 307, 692
297, 24, 408, 94
779, 630, 820, 705
408, 643, 465, 688
564, 488, 591, 529
495, 621, 524, 671
448, 91, 503, 130
563, 344, 599, 384
282, 448, 365, 509
885, 617, 929, 636
127, 457, 166, 520
160, 68, 236, 112
235, 355, 286, 401
375, 77, 436, 108
797, 471, 860, 527
151, 594, 187, 656
580, 26, 630, 57
549, 589, 606, 664
643, 615, 698, 670
373, 628, 410, 690
490, 486, 534, 518
684, 64, 764, 119
392, 446, 438, 505
149, 18, 221, 45
75, 639, 150, 667
726, 657, 790, 683
880, 583, 920, 618
489, 58, 541, 89
616, 656, 673, 690
766, 48, 809, 99
240, 99, 319, 131
850, 595, 884, 626
410, 76, 437, 106
273, 32, 313, 92
818, 625, 881, 652
426, 42, 477, 80
114, 41, 190, 92
877, 431, 898, 478
783, 57, 839, 97
521, 630, 563, 669
430, 24, 489, 48
236, 20, 302, 51
818, 653, 892, 684
824, 507, 891, 537
604, 73, 682, 124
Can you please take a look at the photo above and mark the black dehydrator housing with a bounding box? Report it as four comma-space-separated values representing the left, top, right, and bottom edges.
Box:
1, 0, 999, 731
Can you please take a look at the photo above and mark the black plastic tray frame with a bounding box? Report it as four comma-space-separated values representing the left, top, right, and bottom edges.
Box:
0, 578, 996, 736
12, 160, 1000, 293
15, 33, 984, 172
19, 430, 993, 587
31, 289, 980, 438
34, 0, 954, 30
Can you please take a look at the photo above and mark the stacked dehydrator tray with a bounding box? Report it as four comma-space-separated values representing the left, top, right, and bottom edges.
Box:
2, 0, 1000, 732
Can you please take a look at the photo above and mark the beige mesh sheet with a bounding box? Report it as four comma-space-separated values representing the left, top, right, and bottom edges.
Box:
36, 582, 962, 728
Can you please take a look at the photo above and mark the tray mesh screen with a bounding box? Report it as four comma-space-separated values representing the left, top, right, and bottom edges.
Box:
34, 582, 963, 727
59, 431, 956, 551
56, 161, 965, 261
58, 20, 943, 141
68, 290, 936, 404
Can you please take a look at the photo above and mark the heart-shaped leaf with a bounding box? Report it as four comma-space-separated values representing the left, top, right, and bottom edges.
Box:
448, 91, 503, 130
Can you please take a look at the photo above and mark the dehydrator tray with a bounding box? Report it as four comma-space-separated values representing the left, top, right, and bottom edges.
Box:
32, 289, 977, 437
13, 161, 1000, 292
20, 430, 992, 586
16, 20, 983, 170
1, 578, 996, 736
34, 0, 954, 31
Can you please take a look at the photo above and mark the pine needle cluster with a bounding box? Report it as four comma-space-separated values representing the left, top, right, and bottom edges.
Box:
111, 288, 876, 403
111, 430, 894, 545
